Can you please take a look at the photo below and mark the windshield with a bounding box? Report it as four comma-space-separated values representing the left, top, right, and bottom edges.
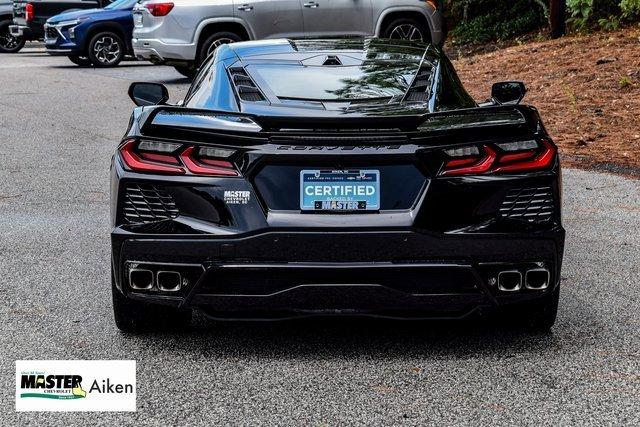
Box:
105, 0, 137, 10
246, 62, 424, 102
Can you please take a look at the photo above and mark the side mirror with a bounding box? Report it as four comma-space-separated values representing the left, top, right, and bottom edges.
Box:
128, 82, 169, 107
491, 81, 526, 105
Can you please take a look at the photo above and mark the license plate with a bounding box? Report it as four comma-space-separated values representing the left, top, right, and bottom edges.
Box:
300, 170, 380, 211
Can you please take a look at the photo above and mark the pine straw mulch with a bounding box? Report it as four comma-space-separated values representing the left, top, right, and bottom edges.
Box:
451, 26, 640, 176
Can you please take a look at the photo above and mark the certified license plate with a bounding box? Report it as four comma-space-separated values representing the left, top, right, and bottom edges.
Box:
300, 170, 380, 211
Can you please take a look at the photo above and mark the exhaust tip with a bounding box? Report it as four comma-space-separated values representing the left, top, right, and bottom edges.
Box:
525, 268, 550, 290
498, 270, 522, 292
129, 269, 154, 290
157, 271, 182, 292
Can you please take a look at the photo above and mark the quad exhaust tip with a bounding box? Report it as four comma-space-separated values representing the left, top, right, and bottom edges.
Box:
525, 268, 550, 290
497, 270, 522, 292
495, 267, 551, 292
157, 271, 182, 292
129, 268, 154, 290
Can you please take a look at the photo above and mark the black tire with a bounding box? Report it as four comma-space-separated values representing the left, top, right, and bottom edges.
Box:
112, 275, 192, 333
0, 20, 25, 53
87, 31, 124, 67
381, 17, 429, 43
198, 31, 242, 66
174, 65, 197, 79
68, 54, 92, 67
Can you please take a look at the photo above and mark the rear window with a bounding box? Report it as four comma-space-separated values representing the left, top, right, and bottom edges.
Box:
246, 63, 425, 102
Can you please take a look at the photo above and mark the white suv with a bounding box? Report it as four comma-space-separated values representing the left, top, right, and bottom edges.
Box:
132, 0, 444, 77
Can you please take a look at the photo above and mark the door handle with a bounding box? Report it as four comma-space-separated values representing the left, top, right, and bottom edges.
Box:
237, 4, 253, 11
303, 2, 319, 8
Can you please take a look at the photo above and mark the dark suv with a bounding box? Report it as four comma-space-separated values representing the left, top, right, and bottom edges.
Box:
45, 0, 135, 67
9, 0, 113, 51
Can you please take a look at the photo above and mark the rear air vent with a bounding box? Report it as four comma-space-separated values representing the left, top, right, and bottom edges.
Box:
228, 67, 265, 102
323, 55, 342, 66
500, 186, 555, 223
122, 184, 179, 224
405, 66, 433, 102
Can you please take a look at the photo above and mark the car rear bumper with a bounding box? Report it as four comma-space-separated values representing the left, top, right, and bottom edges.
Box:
112, 228, 565, 320
132, 37, 196, 63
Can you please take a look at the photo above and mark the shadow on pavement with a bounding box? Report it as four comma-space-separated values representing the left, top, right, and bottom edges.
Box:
133, 315, 559, 359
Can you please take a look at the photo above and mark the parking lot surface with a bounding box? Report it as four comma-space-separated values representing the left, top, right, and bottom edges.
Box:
1, 47, 639, 425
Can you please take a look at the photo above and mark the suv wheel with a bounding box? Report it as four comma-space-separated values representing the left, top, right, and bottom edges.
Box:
0, 20, 25, 53
68, 55, 92, 67
198, 31, 242, 66
87, 31, 124, 67
382, 17, 428, 42
112, 274, 192, 333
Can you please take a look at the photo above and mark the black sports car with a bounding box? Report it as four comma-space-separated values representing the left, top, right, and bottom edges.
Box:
110, 38, 565, 332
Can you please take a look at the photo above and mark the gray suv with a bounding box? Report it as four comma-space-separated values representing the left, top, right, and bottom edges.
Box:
0, 0, 24, 52
132, 0, 444, 77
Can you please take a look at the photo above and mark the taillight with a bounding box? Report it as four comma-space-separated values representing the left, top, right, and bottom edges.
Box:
119, 139, 239, 177
440, 139, 556, 177
144, 2, 174, 17
25, 3, 34, 22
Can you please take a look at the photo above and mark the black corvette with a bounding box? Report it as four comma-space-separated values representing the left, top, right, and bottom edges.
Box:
110, 38, 565, 332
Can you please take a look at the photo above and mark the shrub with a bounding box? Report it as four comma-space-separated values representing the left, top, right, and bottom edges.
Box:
620, 0, 640, 19
447, 0, 547, 44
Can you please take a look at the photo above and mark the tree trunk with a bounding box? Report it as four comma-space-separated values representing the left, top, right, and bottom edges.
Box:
549, 0, 566, 38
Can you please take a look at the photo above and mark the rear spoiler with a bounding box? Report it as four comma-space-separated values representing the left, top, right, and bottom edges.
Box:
138, 105, 533, 137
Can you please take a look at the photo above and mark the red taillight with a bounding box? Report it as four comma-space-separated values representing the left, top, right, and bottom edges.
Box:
119, 139, 239, 177
439, 139, 556, 176
25, 3, 34, 22
120, 140, 185, 175
441, 146, 497, 177
179, 146, 239, 176
492, 140, 556, 173
145, 2, 174, 16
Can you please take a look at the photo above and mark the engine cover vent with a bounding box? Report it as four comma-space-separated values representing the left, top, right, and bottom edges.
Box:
228, 66, 266, 102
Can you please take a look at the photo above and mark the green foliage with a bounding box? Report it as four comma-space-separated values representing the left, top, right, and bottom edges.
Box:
447, 0, 547, 44
565, 0, 640, 30
567, 0, 594, 31
620, 0, 640, 19
598, 15, 621, 30
619, 76, 632, 88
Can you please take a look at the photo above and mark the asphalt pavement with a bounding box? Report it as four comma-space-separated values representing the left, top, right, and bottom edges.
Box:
1, 46, 639, 425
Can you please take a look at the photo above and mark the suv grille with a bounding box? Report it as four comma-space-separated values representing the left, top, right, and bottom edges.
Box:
229, 67, 265, 102
45, 27, 58, 40
122, 184, 179, 224
500, 186, 555, 222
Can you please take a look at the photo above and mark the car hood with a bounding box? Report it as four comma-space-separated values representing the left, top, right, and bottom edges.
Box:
48, 8, 102, 24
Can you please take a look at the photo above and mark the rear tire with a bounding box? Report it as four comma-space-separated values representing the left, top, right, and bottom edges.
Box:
112, 274, 192, 333
198, 31, 242, 67
174, 65, 197, 79
381, 17, 429, 43
87, 31, 124, 67
0, 20, 25, 53
68, 54, 92, 67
